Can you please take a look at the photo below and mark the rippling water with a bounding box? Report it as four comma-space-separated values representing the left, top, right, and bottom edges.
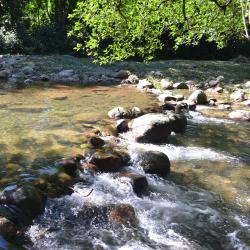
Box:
0, 83, 250, 250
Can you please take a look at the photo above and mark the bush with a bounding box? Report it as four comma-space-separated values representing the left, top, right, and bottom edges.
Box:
0, 27, 23, 53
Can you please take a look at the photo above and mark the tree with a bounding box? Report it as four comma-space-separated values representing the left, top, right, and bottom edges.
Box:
68, 0, 246, 64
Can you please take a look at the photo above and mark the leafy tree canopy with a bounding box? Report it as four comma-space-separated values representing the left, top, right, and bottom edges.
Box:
68, 0, 246, 63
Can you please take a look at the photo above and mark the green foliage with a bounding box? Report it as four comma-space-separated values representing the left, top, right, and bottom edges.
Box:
0, 27, 22, 53
69, 0, 245, 63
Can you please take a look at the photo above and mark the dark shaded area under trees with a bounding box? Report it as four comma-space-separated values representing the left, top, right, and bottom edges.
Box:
0, 0, 250, 61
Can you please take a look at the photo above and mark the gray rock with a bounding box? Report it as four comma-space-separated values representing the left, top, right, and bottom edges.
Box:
127, 74, 139, 84
158, 94, 176, 103
0, 70, 9, 79
188, 90, 207, 104
242, 99, 250, 106
160, 79, 173, 90
108, 107, 130, 119
181, 100, 196, 111
229, 110, 250, 121
89, 149, 129, 172
116, 119, 129, 133
24, 79, 33, 85
40, 74, 49, 81
130, 112, 187, 143
137, 79, 153, 89
131, 107, 142, 117
150, 71, 164, 78
136, 150, 170, 176
230, 90, 245, 102
173, 82, 189, 89
115, 70, 130, 79
0, 185, 46, 225
58, 69, 74, 77
150, 88, 162, 95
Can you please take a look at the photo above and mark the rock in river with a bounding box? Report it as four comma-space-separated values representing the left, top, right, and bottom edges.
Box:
115, 173, 148, 196
108, 107, 130, 120
0, 185, 46, 225
136, 150, 171, 176
129, 112, 187, 143
188, 90, 207, 104
89, 148, 130, 172
108, 204, 137, 227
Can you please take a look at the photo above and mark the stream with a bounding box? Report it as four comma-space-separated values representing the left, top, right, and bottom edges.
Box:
0, 83, 249, 250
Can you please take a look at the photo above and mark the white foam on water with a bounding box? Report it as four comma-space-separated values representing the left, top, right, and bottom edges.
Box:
119, 135, 237, 162
227, 231, 250, 250
188, 111, 234, 124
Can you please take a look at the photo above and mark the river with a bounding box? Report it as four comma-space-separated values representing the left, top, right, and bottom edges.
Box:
0, 83, 249, 250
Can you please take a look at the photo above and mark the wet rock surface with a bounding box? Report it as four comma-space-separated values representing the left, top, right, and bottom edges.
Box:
136, 150, 171, 176
129, 112, 187, 143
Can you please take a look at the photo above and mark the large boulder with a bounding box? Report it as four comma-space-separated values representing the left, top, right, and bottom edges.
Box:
136, 151, 170, 176
229, 110, 250, 121
0, 185, 46, 225
188, 90, 207, 104
129, 112, 187, 143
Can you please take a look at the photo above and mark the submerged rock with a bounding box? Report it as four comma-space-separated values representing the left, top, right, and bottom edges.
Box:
130, 112, 187, 143
136, 150, 170, 176
188, 90, 207, 104
108, 204, 137, 227
229, 110, 250, 121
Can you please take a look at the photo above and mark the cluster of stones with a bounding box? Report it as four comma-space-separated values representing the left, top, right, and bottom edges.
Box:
118, 71, 250, 121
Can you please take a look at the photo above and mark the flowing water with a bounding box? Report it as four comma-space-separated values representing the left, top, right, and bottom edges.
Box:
0, 83, 249, 250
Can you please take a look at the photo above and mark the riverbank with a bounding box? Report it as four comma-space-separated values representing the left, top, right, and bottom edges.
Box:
0, 55, 250, 87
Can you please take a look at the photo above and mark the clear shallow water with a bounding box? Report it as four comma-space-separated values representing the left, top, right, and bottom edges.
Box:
0, 84, 250, 249
0, 84, 155, 187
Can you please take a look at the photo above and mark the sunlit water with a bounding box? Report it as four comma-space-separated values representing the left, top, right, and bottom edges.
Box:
0, 83, 249, 249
